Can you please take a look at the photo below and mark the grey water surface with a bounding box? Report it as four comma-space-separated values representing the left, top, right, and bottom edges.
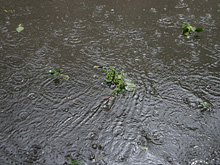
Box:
0, 0, 220, 164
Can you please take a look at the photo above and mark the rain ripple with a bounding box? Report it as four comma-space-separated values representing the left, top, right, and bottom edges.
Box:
39, 78, 71, 106
8, 72, 30, 92
0, 89, 8, 100
0, 89, 10, 113
180, 75, 220, 99
4, 55, 25, 69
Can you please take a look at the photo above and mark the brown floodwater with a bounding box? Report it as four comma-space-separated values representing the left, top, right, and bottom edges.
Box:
0, 0, 220, 164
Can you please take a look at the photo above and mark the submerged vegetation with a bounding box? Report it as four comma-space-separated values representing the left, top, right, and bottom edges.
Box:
182, 24, 204, 38
94, 66, 136, 96
69, 159, 84, 165
199, 101, 212, 111
48, 68, 69, 81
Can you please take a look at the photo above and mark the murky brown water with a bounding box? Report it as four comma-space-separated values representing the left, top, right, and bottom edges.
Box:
1, 0, 220, 164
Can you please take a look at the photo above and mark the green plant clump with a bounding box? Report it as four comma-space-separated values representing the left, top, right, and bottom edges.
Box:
182, 24, 204, 38
94, 66, 136, 95
48, 68, 69, 80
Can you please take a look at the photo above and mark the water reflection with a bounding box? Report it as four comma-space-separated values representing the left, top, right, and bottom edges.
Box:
0, 0, 220, 164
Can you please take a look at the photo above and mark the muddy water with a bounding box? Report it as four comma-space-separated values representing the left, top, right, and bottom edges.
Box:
0, 0, 220, 164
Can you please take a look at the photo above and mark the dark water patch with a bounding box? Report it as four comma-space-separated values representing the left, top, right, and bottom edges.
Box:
3, 55, 25, 69
1, 0, 220, 164
39, 78, 71, 105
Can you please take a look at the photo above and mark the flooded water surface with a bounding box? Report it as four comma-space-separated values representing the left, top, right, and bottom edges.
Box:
0, 0, 220, 164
